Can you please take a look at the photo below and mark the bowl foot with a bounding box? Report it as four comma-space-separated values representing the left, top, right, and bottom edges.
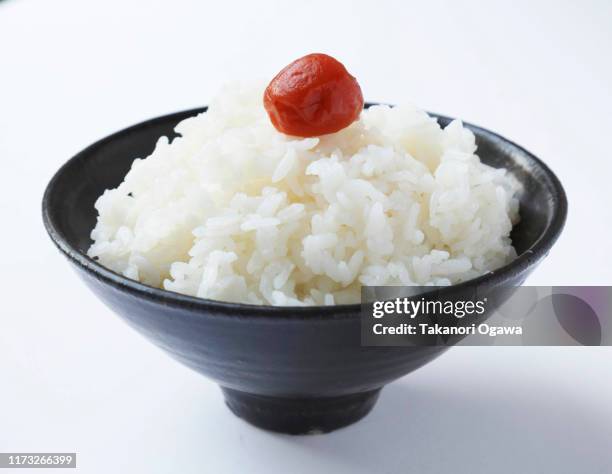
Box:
221, 387, 381, 435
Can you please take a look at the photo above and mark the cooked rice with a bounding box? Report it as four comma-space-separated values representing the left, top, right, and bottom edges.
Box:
88, 83, 520, 306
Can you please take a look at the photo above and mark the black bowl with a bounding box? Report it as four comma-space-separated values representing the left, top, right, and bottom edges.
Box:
42, 105, 567, 434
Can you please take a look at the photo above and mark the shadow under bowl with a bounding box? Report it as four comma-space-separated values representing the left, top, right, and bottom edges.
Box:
42, 105, 567, 434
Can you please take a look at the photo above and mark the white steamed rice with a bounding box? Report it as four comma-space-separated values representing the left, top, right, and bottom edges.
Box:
88, 83, 520, 306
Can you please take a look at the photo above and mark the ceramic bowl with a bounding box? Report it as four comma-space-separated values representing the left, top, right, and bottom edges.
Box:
42, 105, 567, 434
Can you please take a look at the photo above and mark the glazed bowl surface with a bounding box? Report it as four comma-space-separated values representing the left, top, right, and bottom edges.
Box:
42, 105, 567, 434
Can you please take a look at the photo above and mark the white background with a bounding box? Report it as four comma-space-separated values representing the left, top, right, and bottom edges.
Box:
1, 0, 611, 472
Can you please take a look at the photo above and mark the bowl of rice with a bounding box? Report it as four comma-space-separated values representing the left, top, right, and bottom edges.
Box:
43, 57, 566, 434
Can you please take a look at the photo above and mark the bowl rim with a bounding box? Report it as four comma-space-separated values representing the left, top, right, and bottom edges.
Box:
42, 105, 568, 320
